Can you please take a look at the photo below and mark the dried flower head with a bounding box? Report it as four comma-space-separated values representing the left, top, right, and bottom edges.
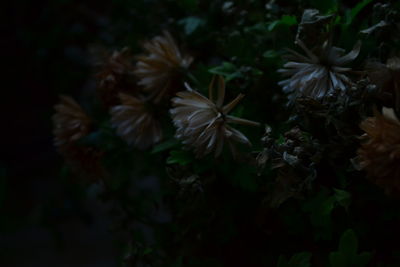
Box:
358, 108, 400, 194
134, 31, 193, 101
94, 47, 136, 107
367, 57, 400, 111
170, 76, 260, 157
278, 39, 361, 100
53, 95, 91, 148
257, 126, 320, 207
53, 96, 105, 181
110, 93, 162, 149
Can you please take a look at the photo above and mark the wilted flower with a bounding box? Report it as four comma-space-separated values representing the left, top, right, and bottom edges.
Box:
134, 31, 193, 101
367, 57, 400, 111
357, 108, 400, 194
170, 76, 260, 157
278, 39, 361, 100
110, 93, 162, 149
53, 96, 105, 181
53, 95, 91, 148
94, 47, 136, 107
295, 9, 334, 46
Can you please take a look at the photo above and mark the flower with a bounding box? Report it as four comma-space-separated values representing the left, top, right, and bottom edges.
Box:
357, 107, 400, 194
94, 47, 136, 107
278, 39, 361, 100
53, 96, 105, 181
110, 93, 162, 149
134, 31, 193, 101
367, 57, 400, 110
53, 95, 91, 148
170, 76, 260, 157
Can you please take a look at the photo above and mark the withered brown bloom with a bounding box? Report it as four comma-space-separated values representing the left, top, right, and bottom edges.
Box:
367, 57, 400, 111
110, 93, 162, 149
278, 39, 361, 100
53, 95, 91, 148
53, 96, 105, 181
170, 76, 260, 157
358, 108, 400, 194
134, 31, 193, 101
94, 47, 136, 107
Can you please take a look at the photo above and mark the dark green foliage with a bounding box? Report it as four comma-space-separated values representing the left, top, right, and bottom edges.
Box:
329, 229, 371, 267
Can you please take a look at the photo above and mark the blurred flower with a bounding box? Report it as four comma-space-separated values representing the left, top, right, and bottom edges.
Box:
134, 31, 193, 101
110, 93, 162, 149
53, 96, 105, 181
170, 76, 260, 157
278, 39, 361, 100
367, 57, 400, 111
53, 95, 91, 148
357, 108, 400, 194
94, 47, 136, 107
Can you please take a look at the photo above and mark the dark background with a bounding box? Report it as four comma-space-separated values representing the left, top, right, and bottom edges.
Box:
3, 1, 123, 265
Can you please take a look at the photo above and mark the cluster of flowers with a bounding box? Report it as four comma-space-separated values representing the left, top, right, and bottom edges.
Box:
53, 10, 400, 195
53, 31, 260, 174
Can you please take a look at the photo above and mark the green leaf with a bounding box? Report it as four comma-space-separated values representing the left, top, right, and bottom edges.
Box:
278, 252, 312, 267
263, 50, 280, 59
334, 188, 351, 210
345, 0, 374, 25
281, 15, 298, 26
338, 229, 358, 257
208, 62, 242, 82
167, 150, 194, 165
268, 15, 297, 31
330, 229, 371, 267
288, 252, 312, 267
178, 16, 205, 35
151, 139, 179, 154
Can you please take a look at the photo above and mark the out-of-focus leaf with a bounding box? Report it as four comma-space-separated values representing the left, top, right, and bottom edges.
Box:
302, 188, 336, 240
263, 50, 280, 59
334, 188, 351, 210
288, 252, 312, 267
339, 229, 358, 258
268, 15, 297, 31
208, 62, 243, 81
277, 252, 312, 267
344, 0, 374, 25
330, 229, 372, 267
178, 16, 205, 35
151, 139, 179, 154
167, 150, 194, 166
